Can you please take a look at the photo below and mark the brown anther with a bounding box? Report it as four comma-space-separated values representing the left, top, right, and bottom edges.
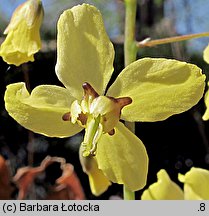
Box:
108, 129, 115, 136
82, 82, 99, 99
62, 112, 71, 121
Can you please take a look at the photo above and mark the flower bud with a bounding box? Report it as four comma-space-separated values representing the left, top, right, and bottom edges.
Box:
0, 0, 44, 66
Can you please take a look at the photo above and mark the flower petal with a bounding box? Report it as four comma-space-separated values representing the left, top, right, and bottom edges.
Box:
107, 58, 206, 122
96, 121, 148, 191
178, 167, 209, 200
4, 82, 82, 137
0, 31, 35, 66
55, 4, 115, 99
79, 151, 111, 196
203, 44, 209, 64
202, 83, 209, 121
141, 169, 184, 200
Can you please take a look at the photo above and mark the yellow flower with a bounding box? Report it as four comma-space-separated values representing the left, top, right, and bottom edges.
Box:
141, 169, 184, 200
4, 4, 205, 196
0, 0, 44, 66
141, 167, 209, 200
178, 167, 209, 200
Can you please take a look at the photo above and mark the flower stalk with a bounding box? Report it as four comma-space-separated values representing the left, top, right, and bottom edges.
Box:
123, 0, 138, 200
124, 0, 137, 66
137, 32, 209, 48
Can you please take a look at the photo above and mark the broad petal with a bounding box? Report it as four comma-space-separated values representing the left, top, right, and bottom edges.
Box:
55, 4, 115, 99
178, 167, 209, 200
4, 82, 82, 137
96, 121, 148, 191
107, 58, 206, 122
141, 169, 184, 200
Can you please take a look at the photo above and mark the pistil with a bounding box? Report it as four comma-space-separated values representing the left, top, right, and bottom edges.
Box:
81, 115, 103, 157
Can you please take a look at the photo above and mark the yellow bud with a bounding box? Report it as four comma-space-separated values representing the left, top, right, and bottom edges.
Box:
0, 0, 44, 66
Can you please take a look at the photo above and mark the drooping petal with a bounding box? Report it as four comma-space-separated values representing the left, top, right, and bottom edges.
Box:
107, 58, 206, 122
4, 82, 82, 137
202, 83, 209, 120
141, 169, 184, 200
178, 167, 209, 200
55, 4, 115, 99
96, 121, 148, 191
79, 151, 111, 196
87, 159, 111, 196
0, 0, 44, 66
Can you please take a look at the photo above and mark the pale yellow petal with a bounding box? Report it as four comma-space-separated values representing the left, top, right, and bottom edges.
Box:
203, 44, 209, 64
202, 83, 209, 120
107, 58, 206, 122
79, 152, 111, 196
4, 82, 82, 137
141, 169, 184, 200
178, 167, 209, 200
96, 121, 148, 191
0, 30, 35, 66
87, 158, 111, 196
4, 0, 43, 34
55, 4, 114, 99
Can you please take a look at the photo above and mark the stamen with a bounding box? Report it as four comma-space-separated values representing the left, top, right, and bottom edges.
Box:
82, 82, 99, 99
81, 116, 101, 157
62, 112, 71, 121
90, 123, 103, 155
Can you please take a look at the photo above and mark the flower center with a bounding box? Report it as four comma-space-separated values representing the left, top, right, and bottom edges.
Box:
63, 82, 132, 157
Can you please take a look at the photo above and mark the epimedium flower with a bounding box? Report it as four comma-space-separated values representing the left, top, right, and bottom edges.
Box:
141, 169, 184, 200
4, 4, 206, 196
141, 168, 209, 200
0, 0, 44, 66
178, 167, 209, 200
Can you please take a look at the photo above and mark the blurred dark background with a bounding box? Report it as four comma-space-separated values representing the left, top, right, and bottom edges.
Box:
0, 0, 209, 200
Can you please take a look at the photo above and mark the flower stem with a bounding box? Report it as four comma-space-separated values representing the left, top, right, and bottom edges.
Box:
22, 64, 35, 167
123, 0, 137, 200
124, 0, 137, 67
137, 32, 209, 48
123, 185, 135, 200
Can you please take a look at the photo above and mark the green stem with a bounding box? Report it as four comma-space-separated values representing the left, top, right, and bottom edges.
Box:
123, 185, 135, 200
123, 0, 137, 200
124, 0, 137, 67
22, 64, 34, 167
